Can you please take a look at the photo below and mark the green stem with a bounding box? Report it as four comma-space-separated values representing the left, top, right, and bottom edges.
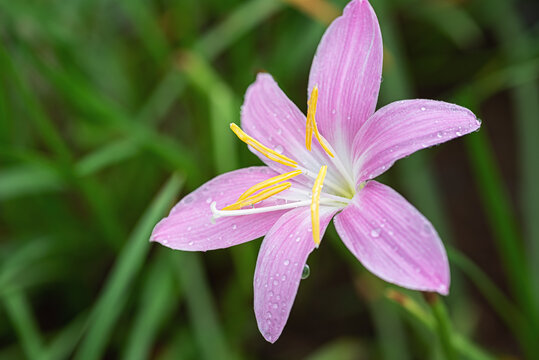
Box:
426, 294, 457, 360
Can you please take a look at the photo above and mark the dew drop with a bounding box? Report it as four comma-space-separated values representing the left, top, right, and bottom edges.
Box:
273, 280, 279, 286
331, 109, 336, 114
274, 145, 284, 154
269, 291, 274, 297
283, 260, 290, 266
205, 197, 212, 204
456, 131, 462, 136
232, 224, 237, 230
281, 275, 287, 281
188, 241, 194, 246
187, 226, 192, 231
437, 132, 443, 138
420, 107, 426, 111
277, 128, 282, 135
301, 264, 310, 279
272, 303, 278, 309
266, 312, 272, 319
295, 237, 301, 242
370, 228, 381, 238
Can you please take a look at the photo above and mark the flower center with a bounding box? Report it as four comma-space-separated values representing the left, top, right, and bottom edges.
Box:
211, 86, 356, 246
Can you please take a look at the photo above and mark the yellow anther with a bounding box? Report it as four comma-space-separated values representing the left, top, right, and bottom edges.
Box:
230, 123, 298, 167
305, 86, 334, 158
306, 86, 317, 151
237, 170, 302, 201
311, 165, 327, 247
222, 182, 291, 211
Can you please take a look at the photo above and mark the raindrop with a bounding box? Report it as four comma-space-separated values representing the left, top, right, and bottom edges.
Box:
274, 145, 284, 154
283, 260, 290, 266
301, 264, 310, 279
232, 224, 237, 230
456, 131, 462, 136
205, 197, 212, 204
277, 128, 282, 135
437, 132, 443, 138
331, 109, 336, 114
420, 107, 426, 111
273, 280, 279, 286
272, 303, 278, 309
295, 237, 301, 242
187, 226, 192, 231
370, 228, 381, 238
281, 275, 287, 281
266, 312, 272, 319
188, 241, 194, 246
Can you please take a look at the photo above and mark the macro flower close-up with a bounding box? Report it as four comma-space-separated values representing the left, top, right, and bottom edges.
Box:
151, 0, 481, 342
3, 0, 538, 358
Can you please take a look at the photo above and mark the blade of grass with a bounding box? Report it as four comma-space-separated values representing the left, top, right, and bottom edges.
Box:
386, 291, 495, 360
74, 174, 184, 360
2, 291, 44, 360
171, 252, 238, 360
480, 0, 539, 316
121, 250, 178, 360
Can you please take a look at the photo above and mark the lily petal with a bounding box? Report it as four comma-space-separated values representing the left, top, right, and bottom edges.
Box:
334, 181, 450, 294
253, 206, 337, 343
151, 167, 288, 251
353, 99, 481, 183
308, 0, 383, 153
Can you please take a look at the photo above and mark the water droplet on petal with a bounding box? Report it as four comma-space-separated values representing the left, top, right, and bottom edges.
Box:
295, 237, 301, 242
277, 128, 282, 135
232, 224, 237, 230
187, 226, 192, 231
272, 303, 278, 309
266, 312, 272, 319
331, 109, 336, 114
274, 145, 284, 154
301, 264, 310, 279
456, 131, 462, 136
437, 132, 443, 138
188, 241, 194, 246
283, 260, 290, 266
421, 107, 426, 111
205, 197, 212, 204
273, 280, 279, 286
370, 228, 381, 238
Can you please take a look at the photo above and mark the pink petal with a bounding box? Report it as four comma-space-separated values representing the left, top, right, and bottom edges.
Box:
334, 181, 450, 294
241, 73, 331, 181
308, 0, 383, 152
253, 206, 337, 343
151, 167, 287, 251
353, 99, 481, 182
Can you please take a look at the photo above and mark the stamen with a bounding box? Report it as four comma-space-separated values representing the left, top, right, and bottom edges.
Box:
237, 170, 302, 201
305, 86, 334, 158
222, 182, 291, 210
305, 86, 317, 150
311, 165, 327, 247
230, 123, 298, 167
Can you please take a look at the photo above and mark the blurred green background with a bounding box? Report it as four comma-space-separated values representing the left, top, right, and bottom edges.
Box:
1, 0, 538, 359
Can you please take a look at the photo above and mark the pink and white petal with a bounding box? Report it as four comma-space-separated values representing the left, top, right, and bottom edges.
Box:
308, 0, 383, 152
334, 181, 450, 294
353, 99, 481, 183
151, 167, 288, 251
241, 73, 333, 184
254, 206, 337, 343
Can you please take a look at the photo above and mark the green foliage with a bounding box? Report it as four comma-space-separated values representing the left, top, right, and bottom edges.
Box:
1, 0, 538, 358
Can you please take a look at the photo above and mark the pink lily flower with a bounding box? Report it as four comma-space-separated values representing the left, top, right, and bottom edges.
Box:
151, 0, 481, 343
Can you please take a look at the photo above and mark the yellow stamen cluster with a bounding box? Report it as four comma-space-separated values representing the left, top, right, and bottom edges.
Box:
221, 171, 301, 211
311, 165, 327, 247
306, 86, 334, 158
230, 123, 297, 167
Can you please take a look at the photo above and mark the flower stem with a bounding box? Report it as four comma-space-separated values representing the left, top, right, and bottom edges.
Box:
424, 293, 457, 360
